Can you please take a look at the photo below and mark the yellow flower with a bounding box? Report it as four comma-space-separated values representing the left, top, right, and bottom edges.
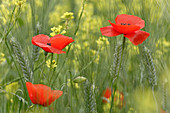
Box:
61, 30, 66, 34
61, 12, 74, 20
50, 32, 56, 37
94, 55, 100, 64
0, 53, 5, 57
91, 49, 97, 55
15, 0, 26, 7
0, 53, 6, 65
50, 25, 63, 36
46, 59, 57, 69
96, 37, 110, 51
51, 26, 57, 32
83, 41, 89, 48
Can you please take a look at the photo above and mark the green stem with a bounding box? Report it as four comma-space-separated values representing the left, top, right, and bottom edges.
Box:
74, 0, 86, 37
5, 39, 30, 105
1, 76, 24, 88
56, 54, 59, 65
7, 6, 16, 29
30, 0, 36, 35
152, 87, 158, 113
50, 0, 86, 87
66, 0, 86, 55
109, 36, 126, 113
49, 54, 58, 84
109, 85, 117, 113
33, 53, 51, 72
50, 53, 53, 68
2, 7, 21, 41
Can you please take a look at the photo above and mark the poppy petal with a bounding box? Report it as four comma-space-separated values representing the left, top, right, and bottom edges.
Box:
102, 88, 112, 103
109, 20, 140, 34
103, 88, 111, 98
115, 14, 145, 29
33, 42, 65, 54
124, 30, 150, 45
34, 84, 51, 105
48, 47, 66, 54
26, 82, 63, 106
32, 34, 50, 47
100, 26, 121, 37
46, 90, 63, 106
50, 34, 74, 50
26, 82, 38, 104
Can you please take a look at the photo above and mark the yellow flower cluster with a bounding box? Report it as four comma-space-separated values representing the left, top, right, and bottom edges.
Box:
61, 12, 74, 20
50, 25, 66, 37
46, 59, 57, 69
96, 37, 110, 50
15, 0, 26, 7
0, 53, 6, 65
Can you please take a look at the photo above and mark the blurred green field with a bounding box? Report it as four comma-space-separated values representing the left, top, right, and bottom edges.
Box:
0, 0, 169, 113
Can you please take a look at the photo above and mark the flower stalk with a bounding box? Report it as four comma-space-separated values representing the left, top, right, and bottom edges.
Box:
109, 36, 126, 113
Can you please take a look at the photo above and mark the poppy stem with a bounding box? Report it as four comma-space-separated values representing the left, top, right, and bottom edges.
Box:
109, 36, 126, 113
50, 53, 53, 68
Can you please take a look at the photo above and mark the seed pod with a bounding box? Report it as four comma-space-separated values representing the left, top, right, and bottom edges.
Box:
73, 76, 87, 83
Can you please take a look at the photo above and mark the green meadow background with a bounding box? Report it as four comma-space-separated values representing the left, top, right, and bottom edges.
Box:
0, 0, 169, 113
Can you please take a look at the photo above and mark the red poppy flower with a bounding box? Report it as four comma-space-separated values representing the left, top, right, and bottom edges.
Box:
32, 34, 74, 54
102, 88, 125, 108
102, 88, 112, 103
100, 14, 150, 45
26, 82, 63, 106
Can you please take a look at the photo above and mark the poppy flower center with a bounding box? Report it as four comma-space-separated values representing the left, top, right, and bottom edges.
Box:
120, 23, 130, 25
47, 43, 51, 46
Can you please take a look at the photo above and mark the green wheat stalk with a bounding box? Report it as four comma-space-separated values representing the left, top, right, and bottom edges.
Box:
110, 43, 122, 79
10, 37, 32, 81
31, 23, 41, 63
141, 46, 158, 113
109, 37, 125, 113
32, 45, 39, 62
143, 46, 157, 87
84, 80, 97, 113
162, 80, 168, 111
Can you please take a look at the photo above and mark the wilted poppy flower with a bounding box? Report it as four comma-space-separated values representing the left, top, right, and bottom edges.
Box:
26, 82, 63, 106
32, 34, 74, 54
100, 14, 150, 45
102, 88, 125, 108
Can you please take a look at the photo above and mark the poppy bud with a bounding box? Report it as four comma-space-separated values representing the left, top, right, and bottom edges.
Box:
73, 76, 87, 83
